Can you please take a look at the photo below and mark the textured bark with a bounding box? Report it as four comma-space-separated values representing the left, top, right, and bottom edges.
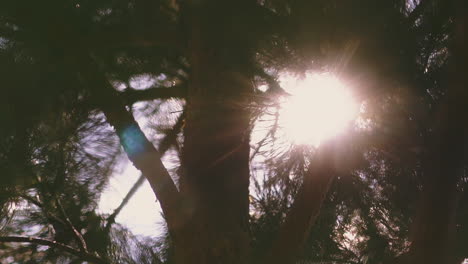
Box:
172, 1, 254, 263
408, 136, 463, 264
407, 2, 468, 263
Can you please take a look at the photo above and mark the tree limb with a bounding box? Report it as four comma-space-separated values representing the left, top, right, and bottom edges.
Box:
56, 199, 88, 253
120, 85, 186, 105
263, 143, 339, 264
0, 236, 107, 264
77, 54, 182, 234
20, 195, 68, 227
105, 111, 186, 232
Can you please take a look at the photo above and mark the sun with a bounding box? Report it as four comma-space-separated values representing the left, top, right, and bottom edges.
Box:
279, 73, 358, 146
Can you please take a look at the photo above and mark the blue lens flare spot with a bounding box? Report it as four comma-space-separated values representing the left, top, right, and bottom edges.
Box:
120, 124, 147, 157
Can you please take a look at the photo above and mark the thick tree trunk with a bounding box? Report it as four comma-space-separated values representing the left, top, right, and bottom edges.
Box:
172, 1, 254, 263
407, 2, 468, 263
408, 127, 464, 264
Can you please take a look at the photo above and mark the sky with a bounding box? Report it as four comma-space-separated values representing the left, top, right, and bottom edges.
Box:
98, 160, 165, 237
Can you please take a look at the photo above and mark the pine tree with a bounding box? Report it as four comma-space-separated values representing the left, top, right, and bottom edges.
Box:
1, 0, 467, 263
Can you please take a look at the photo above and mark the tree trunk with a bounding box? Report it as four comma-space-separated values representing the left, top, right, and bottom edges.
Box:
263, 144, 338, 264
407, 2, 468, 263
172, 1, 254, 263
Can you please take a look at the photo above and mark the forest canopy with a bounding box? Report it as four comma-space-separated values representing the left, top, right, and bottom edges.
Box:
0, 0, 467, 264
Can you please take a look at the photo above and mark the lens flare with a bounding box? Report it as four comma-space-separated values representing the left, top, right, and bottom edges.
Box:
120, 124, 147, 156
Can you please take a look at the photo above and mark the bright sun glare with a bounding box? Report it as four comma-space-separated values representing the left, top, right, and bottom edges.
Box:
279, 73, 358, 146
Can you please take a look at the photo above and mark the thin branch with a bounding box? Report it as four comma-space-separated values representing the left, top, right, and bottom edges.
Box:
250, 106, 280, 162
24, 182, 88, 251
20, 195, 68, 227
105, 174, 146, 232
0, 236, 107, 264
56, 199, 88, 253
158, 110, 186, 154
254, 67, 289, 96
20, 195, 44, 209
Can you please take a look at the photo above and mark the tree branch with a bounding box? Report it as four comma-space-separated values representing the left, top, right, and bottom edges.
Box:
263, 143, 338, 264
157, 110, 186, 154
77, 54, 182, 234
254, 67, 289, 96
120, 85, 186, 105
56, 199, 88, 253
105, 111, 186, 232
20, 195, 68, 227
105, 174, 146, 232
0, 236, 107, 264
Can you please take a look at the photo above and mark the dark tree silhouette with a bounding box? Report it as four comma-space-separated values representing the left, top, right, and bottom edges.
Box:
0, 0, 467, 263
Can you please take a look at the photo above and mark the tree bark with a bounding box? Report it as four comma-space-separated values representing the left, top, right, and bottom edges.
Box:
407, 2, 468, 263
172, 1, 254, 263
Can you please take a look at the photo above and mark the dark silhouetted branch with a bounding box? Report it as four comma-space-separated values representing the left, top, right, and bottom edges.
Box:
0, 236, 107, 264
20, 195, 68, 227
105, 111, 186, 232
120, 85, 186, 105
263, 144, 338, 264
78, 55, 182, 235
157, 110, 186, 154
57, 199, 88, 253
254, 67, 289, 96
105, 174, 146, 232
